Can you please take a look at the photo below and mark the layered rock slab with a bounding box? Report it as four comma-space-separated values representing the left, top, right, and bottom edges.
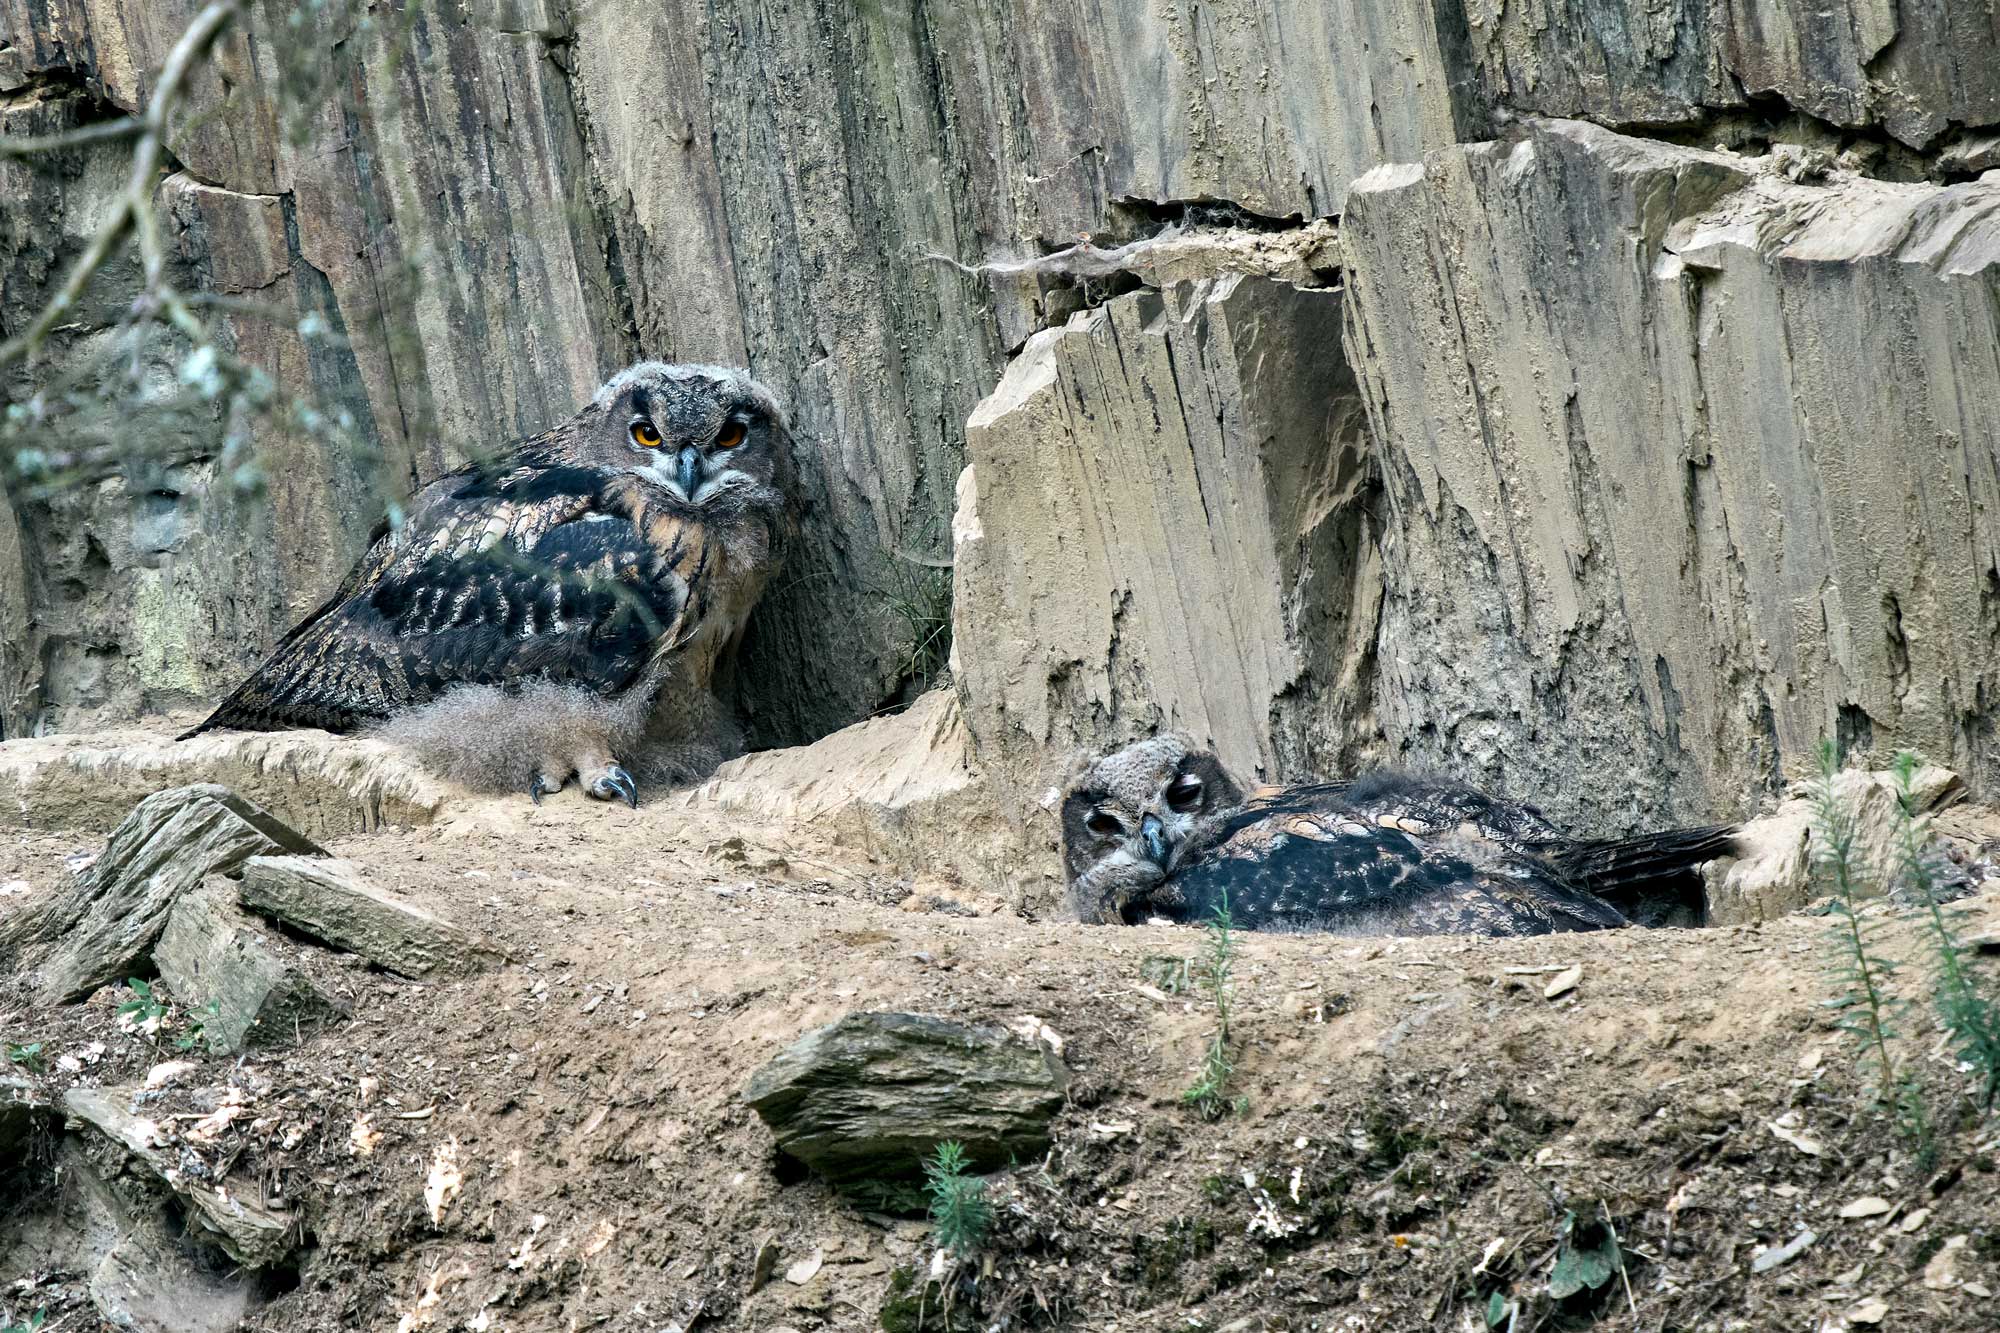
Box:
239, 855, 502, 979
0, 785, 323, 1003
1341, 119, 2000, 829
0, 727, 448, 837
63, 1086, 296, 1269
952, 274, 1377, 810
156, 884, 345, 1054
742, 1011, 1069, 1195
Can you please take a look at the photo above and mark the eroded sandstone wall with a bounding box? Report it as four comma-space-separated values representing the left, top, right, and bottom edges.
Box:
0, 2, 622, 736
952, 274, 1378, 802
0, 0, 1455, 745
1342, 121, 2000, 825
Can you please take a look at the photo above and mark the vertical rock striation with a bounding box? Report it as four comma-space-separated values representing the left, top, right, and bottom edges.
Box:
952, 274, 1376, 806
1341, 119, 2000, 826
1456, 0, 2000, 149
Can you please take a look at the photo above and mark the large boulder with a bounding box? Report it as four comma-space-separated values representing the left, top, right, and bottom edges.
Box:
742, 1012, 1069, 1195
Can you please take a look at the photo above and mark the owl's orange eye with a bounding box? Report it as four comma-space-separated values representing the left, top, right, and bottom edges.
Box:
715, 420, 747, 449
630, 421, 662, 448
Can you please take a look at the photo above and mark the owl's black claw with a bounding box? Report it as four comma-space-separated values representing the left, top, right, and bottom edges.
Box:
589, 766, 639, 808
529, 773, 561, 805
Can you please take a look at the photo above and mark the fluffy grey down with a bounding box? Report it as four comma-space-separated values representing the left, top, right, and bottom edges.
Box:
369, 679, 654, 793
369, 668, 746, 795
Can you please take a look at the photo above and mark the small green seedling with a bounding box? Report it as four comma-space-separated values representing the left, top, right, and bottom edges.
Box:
174, 999, 224, 1052
118, 977, 170, 1028
1182, 888, 1246, 1120
1547, 1208, 1621, 1299
3, 1041, 45, 1073
923, 1140, 992, 1254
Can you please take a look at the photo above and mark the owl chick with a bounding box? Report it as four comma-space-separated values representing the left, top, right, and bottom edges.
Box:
181, 362, 798, 806
1060, 735, 1738, 936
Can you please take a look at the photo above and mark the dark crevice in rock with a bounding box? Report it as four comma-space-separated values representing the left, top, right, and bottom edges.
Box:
1104, 195, 1311, 237
1509, 93, 2000, 184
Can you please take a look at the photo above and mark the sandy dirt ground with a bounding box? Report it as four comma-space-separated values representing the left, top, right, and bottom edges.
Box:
4, 750, 2000, 1333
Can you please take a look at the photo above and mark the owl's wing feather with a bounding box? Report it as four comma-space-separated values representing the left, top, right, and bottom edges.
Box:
1164, 808, 1627, 937
1334, 772, 1563, 841
183, 466, 710, 736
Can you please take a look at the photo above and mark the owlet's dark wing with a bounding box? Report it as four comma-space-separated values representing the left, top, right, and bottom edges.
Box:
183, 460, 714, 736
1260, 774, 1732, 926
1325, 772, 1563, 844
1161, 791, 1627, 937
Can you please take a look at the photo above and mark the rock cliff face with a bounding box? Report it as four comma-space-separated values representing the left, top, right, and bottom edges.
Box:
2, 0, 1997, 834
952, 273, 1377, 803
1342, 120, 2000, 823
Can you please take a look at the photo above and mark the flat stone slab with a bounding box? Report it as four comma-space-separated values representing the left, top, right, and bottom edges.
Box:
64, 1086, 297, 1269
239, 855, 502, 979
0, 785, 324, 1004
0, 727, 449, 838
742, 1011, 1069, 1194
157, 882, 347, 1052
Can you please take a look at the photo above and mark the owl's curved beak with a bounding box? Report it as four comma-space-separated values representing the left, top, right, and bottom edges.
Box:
1140, 813, 1170, 867
675, 444, 703, 498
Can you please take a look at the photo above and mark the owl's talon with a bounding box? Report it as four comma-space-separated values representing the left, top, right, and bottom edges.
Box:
529, 773, 562, 805
588, 766, 639, 808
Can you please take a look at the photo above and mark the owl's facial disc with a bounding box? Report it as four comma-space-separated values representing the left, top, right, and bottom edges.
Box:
602, 365, 789, 510
1061, 736, 1246, 924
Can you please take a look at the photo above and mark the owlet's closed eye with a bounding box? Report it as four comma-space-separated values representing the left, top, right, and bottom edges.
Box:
1085, 810, 1124, 838
1166, 773, 1204, 812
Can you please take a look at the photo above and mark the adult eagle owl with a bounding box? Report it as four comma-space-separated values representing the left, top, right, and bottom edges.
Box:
1061, 735, 1738, 936
182, 362, 798, 806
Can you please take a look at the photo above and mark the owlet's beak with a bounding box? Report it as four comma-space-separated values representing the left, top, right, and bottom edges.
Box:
1140, 812, 1170, 867
675, 444, 703, 498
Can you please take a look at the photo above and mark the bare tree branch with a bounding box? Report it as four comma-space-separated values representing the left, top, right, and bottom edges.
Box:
0, 0, 240, 367
0, 118, 144, 157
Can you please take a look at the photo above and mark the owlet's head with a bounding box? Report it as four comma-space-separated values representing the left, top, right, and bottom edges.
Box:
1060, 733, 1245, 924
585, 361, 796, 517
